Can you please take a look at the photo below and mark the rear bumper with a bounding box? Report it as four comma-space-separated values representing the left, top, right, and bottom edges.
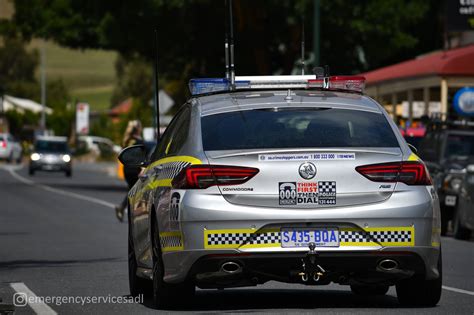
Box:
189, 251, 428, 288
158, 187, 441, 284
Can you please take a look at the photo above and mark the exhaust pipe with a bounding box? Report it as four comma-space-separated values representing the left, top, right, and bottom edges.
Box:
220, 261, 242, 274
378, 259, 399, 271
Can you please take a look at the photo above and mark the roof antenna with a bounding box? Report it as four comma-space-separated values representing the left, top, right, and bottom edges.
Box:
153, 28, 161, 139
224, 0, 230, 80
301, 14, 305, 75
228, 0, 236, 90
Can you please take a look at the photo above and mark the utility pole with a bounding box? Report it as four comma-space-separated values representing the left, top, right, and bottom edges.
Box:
313, 0, 320, 67
40, 40, 46, 131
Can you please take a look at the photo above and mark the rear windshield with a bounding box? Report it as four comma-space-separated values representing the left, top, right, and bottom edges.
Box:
202, 108, 399, 150
35, 140, 69, 153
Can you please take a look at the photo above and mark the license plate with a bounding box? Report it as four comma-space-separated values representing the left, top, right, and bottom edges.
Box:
445, 195, 457, 206
281, 228, 339, 248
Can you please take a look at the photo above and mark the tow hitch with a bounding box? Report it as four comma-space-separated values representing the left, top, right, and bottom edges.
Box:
299, 242, 326, 283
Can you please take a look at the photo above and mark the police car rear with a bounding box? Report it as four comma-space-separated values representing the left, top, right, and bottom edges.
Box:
169, 76, 442, 307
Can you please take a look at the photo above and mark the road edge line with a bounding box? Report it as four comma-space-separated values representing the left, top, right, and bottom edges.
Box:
10, 282, 58, 315
442, 285, 474, 296
5, 166, 116, 209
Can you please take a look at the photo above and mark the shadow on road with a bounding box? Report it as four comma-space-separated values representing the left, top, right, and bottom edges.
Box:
44, 183, 128, 192
0, 257, 125, 270
140, 288, 403, 311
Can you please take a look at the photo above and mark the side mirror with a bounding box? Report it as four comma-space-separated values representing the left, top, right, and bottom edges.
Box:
407, 143, 418, 155
118, 145, 147, 167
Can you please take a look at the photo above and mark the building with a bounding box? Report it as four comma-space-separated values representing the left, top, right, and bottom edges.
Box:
361, 44, 474, 124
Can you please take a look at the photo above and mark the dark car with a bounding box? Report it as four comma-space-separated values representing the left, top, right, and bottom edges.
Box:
29, 136, 72, 177
418, 122, 474, 235
452, 160, 474, 240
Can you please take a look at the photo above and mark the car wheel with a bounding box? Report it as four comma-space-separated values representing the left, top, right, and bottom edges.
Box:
128, 219, 152, 297
350, 284, 389, 295
29, 169, 35, 176
453, 210, 471, 240
151, 218, 194, 309
7, 152, 13, 163
65, 170, 72, 177
396, 249, 442, 307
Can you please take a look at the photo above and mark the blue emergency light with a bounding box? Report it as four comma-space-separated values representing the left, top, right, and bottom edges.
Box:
188, 75, 365, 95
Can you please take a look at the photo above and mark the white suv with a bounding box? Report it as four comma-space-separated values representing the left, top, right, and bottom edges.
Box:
0, 133, 22, 163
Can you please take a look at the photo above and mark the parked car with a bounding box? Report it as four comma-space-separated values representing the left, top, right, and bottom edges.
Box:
29, 136, 72, 177
452, 161, 474, 240
0, 133, 22, 163
418, 123, 474, 235
120, 75, 442, 309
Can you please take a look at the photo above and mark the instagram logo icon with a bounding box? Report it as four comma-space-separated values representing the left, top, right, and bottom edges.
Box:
13, 292, 28, 307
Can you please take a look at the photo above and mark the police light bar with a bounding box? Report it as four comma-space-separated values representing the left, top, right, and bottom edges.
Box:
188, 75, 366, 95
188, 78, 230, 95
235, 75, 317, 89
308, 76, 366, 93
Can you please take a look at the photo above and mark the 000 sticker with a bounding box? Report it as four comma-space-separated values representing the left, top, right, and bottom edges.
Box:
279, 181, 336, 205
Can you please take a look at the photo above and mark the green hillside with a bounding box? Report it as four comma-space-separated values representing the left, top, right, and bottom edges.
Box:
29, 40, 117, 110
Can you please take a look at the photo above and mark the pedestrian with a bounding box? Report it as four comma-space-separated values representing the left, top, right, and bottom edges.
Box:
115, 120, 143, 222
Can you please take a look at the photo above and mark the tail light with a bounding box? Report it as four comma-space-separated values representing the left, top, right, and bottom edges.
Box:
172, 165, 259, 189
356, 161, 432, 185
0, 141, 6, 148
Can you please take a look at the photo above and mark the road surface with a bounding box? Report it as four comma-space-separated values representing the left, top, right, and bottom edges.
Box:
0, 162, 473, 314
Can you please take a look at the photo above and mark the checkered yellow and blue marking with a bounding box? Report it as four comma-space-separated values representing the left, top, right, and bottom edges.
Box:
204, 226, 415, 249
160, 231, 184, 252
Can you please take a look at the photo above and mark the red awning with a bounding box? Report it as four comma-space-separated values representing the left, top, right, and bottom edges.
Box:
361, 44, 474, 85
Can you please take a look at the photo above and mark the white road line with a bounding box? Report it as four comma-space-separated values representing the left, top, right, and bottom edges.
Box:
4, 166, 116, 209
10, 282, 57, 315
443, 285, 474, 296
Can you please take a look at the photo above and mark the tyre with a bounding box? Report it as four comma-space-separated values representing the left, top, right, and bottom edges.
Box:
128, 220, 152, 297
396, 250, 442, 307
453, 210, 471, 240
65, 170, 72, 177
350, 284, 389, 296
151, 218, 194, 309
7, 152, 13, 164
29, 169, 35, 176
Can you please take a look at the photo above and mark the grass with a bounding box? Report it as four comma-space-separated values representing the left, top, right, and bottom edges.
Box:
72, 86, 115, 111
29, 40, 118, 110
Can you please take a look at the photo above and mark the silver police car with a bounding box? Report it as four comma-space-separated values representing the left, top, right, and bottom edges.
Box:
120, 75, 441, 308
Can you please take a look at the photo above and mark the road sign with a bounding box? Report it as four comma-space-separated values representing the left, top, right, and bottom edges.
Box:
453, 87, 474, 117
76, 102, 90, 135
159, 90, 174, 115
446, 0, 474, 32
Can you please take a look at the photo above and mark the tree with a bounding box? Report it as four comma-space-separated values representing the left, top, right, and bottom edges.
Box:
46, 79, 73, 136
2, 0, 443, 103
111, 55, 153, 107
0, 37, 39, 99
